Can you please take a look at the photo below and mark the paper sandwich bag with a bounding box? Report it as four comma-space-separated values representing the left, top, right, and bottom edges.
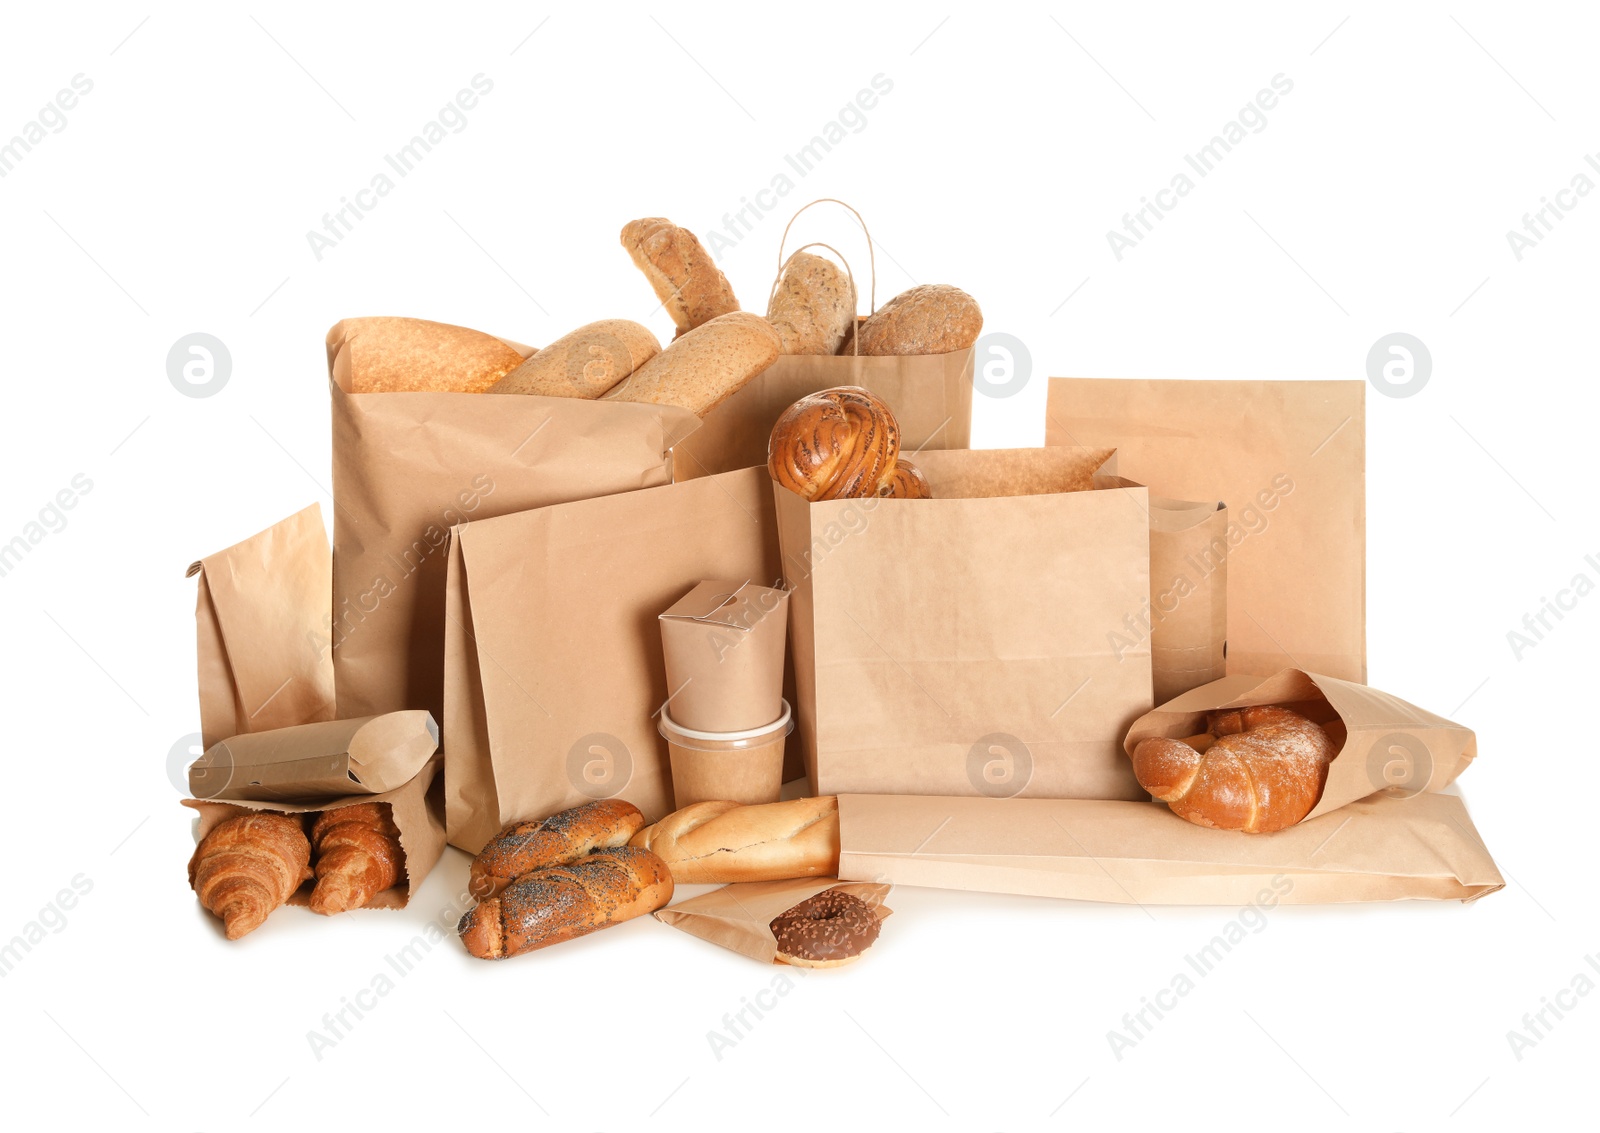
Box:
188, 710, 439, 802
656, 878, 893, 964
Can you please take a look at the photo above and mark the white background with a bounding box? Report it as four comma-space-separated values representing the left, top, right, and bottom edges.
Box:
1, 2, 1594, 1128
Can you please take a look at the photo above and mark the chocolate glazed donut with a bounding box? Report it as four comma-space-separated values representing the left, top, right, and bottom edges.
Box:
770, 888, 882, 968
768, 386, 901, 501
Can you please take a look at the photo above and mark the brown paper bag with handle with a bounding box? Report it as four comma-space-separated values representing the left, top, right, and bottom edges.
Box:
776, 446, 1154, 801
655, 878, 892, 964
441, 467, 792, 853
187, 504, 335, 750
182, 753, 446, 912
673, 201, 972, 480
1123, 668, 1477, 822
1046, 378, 1365, 682
836, 792, 1502, 904
327, 320, 701, 723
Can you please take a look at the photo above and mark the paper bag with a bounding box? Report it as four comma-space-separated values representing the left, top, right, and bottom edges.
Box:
660, 579, 790, 732
442, 468, 793, 853
655, 878, 892, 964
326, 322, 701, 723
182, 753, 447, 911
186, 504, 335, 750
188, 710, 438, 802
776, 446, 1154, 801
1147, 497, 1228, 703
672, 345, 973, 480
1124, 668, 1477, 822
836, 792, 1502, 904
1046, 378, 1365, 682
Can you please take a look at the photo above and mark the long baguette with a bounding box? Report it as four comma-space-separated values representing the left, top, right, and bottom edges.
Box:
629, 796, 839, 884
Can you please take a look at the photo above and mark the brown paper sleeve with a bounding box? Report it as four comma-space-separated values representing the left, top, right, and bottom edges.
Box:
655, 877, 892, 963
189, 711, 439, 802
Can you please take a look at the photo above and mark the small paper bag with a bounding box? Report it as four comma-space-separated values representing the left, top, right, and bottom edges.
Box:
660, 579, 790, 732
655, 877, 893, 963
188, 710, 439, 802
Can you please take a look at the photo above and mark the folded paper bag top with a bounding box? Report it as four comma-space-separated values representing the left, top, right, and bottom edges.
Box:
189, 710, 439, 802
1123, 668, 1478, 823
655, 877, 892, 964
660, 579, 790, 733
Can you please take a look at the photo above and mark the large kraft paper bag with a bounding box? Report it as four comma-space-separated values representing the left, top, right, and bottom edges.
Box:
1046, 378, 1365, 682
442, 468, 788, 853
672, 344, 973, 480
326, 323, 700, 722
1124, 668, 1477, 823
836, 792, 1502, 904
776, 446, 1155, 801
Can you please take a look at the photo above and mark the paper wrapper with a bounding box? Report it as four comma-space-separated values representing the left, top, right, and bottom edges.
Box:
656, 878, 893, 964
836, 793, 1502, 904
1124, 668, 1477, 822
1147, 498, 1228, 704
182, 753, 446, 911
189, 710, 438, 802
777, 446, 1154, 801
327, 322, 701, 723
186, 504, 335, 750
660, 579, 790, 732
1047, 378, 1366, 682
672, 346, 972, 481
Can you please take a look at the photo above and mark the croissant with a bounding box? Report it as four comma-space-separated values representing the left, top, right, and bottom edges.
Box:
189, 813, 311, 939
768, 386, 900, 501
309, 803, 406, 914
1131, 706, 1337, 833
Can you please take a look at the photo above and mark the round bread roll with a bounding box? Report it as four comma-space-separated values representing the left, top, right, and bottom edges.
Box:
603, 311, 780, 418
767, 252, 857, 355
621, 217, 740, 336
850, 284, 983, 356
328, 316, 526, 393
768, 386, 900, 501
489, 319, 660, 398
879, 458, 932, 499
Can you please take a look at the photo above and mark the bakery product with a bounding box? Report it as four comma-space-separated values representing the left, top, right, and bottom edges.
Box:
768, 386, 900, 501
629, 796, 839, 883
489, 319, 660, 398
767, 252, 857, 355
770, 888, 882, 968
621, 217, 740, 336
328, 316, 526, 393
308, 803, 405, 914
457, 847, 673, 959
851, 284, 982, 356
879, 458, 932, 499
469, 799, 646, 900
188, 813, 312, 940
1131, 706, 1337, 833
603, 311, 780, 417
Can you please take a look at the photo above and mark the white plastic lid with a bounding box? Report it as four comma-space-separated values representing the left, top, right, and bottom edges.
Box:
659, 699, 791, 743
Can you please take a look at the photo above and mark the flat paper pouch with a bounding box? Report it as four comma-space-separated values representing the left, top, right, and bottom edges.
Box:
189, 710, 438, 802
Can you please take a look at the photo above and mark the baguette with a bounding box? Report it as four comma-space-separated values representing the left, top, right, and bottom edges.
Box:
489, 319, 659, 398
603, 311, 780, 417
629, 796, 839, 884
328, 316, 526, 393
469, 799, 646, 900
621, 217, 740, 336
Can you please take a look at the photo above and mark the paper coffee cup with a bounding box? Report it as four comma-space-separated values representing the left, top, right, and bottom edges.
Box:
660, 579, 789, 733
660, 700, 792, 809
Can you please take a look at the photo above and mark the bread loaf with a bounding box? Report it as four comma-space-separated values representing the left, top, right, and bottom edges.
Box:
489, 320, 659, 398
767, 252, 856, 355
621, 217, 739, 336
458, 847, 673, 959
469, 799, 646, 900
629, 796, 839, 883
850, 284, 982, 356
328, 317, 526, 393
603, 311, 780, 417
1131, 706, 1337, 833
768, 386, 900, 501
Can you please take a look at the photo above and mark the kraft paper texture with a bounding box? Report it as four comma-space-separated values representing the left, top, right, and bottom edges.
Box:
656, 877, 893, 964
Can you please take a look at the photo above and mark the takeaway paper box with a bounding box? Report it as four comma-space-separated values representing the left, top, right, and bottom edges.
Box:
660, 579, 790, 733
188, 711, 439, 803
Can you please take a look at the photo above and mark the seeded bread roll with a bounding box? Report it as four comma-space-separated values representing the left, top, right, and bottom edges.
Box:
621, 217, 740, 336
603, 311, 780, 417
767, 252, 857, 355
469, 799, 646, 900
629, 796, 839, 884
849, 284, 983, 356
879, 458, 932, 499
489, 320, 660, 398
768, 386, 900, 501
328, 317, 527, 393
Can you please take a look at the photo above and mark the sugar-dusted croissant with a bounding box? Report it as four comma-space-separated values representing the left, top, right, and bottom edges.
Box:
1131, 706, 1337, 833
309, 803, 405, 914
768, 386, 900, 501
189, 813, 311, 939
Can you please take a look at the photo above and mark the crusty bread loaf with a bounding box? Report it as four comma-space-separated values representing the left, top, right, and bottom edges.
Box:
768, 386, 900, 501
489, 320, 659, 398
603, 311, 780, 417
328, 317, 527, 393
1131, 706, 1336, 833
621, 217, 740, 336
767, 252, 857, 355
629, 796, 839, 884
457, 847, 673, 959
850, 284, 982, 356
469, 799, 646, 900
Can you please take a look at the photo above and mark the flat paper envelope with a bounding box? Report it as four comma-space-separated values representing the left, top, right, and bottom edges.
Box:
655, 877, 893, 964
189, 710, 439, 802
